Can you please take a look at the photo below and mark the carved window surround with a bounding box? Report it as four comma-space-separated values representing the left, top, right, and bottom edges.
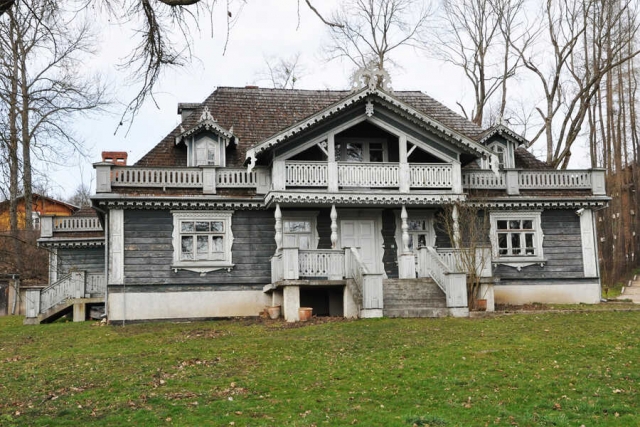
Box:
490, 211, 546, 270
171, 210, 234, 274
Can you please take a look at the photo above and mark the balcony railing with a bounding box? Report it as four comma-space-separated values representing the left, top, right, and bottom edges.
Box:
53, 216, 102, 232
462, 168, 605, 195
95, 161, 606, 196
95, 163, 270, 195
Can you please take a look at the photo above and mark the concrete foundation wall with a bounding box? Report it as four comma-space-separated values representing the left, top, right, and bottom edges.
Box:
108, 290, 271, 322
494, 282, 601, 305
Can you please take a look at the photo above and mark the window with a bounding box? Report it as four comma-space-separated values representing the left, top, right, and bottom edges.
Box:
395, 211, 435, 256
187, 134, 226, 167
336, 138, 388, 163
282, 213, 318, 250
195, 137, 219, 166
407, 219, 430, 252
491, 144, 505, 168
172, 211, 234, 272
490, 212, 544, 266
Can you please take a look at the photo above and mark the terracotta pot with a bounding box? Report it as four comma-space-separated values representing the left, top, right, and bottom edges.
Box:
298, 307, 313, 322
267, 306, 281, 320
476, 299, 487, 311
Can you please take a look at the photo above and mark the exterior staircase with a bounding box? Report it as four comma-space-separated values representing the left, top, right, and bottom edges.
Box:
24, 271, 105, 324
383, 278, 448, 318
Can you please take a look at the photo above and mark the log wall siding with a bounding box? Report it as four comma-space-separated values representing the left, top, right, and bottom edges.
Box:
381, 209, 399, 278
58, 247, 105, 275
494, 210, 585, 280
316, 208, 332, 250
123, 210, 276, 286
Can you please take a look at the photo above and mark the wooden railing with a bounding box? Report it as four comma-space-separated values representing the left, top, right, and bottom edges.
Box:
217, 168, 260, 187
25, 270, 106, 319
298, 249, 344, 279
462, 168, 606, 195
435, 247, 492, 278
112, 167, 203, 187
344, 248, 383, 316
96, 163, 270, 194
410, 164, 453, 188
53, 216, 102, 232
86, 273, 107, 295
417, 247, 468, 309
285, 161, 328, 187
518, 170, 591, 189
338, 162, 400, 187
462, 170, 506, 189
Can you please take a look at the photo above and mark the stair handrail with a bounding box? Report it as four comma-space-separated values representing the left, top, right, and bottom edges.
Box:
344, 247, 367, 310
418, 247, 468, 310
39, 271, 85, 313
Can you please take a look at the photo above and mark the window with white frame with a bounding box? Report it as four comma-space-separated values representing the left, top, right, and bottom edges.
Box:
172, 211, 234, 272
490, 212, 544, 263
187, 134, 226, 167
489, 142, 506, 168
395, 211, 435, 255
282, 214, 318, 250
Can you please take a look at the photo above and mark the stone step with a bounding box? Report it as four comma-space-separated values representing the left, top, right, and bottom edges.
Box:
384, 307, 449, 318
623, 286, 640, 295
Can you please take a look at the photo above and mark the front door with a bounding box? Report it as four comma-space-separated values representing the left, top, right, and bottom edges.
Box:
340, 219, 379, 273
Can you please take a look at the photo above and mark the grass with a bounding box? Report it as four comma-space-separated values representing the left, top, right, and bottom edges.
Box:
0, 311, 638, 427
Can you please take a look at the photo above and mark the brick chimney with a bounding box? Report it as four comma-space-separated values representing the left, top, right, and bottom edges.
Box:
102, 151, 127, 166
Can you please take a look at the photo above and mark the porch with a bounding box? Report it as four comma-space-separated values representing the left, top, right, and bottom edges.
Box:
265, 245, 493, 321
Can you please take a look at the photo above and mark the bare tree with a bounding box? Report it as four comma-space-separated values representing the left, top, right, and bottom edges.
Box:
510, 0, 640, 168
323, 0, 432, 74
257, 53, 305, 89
66, 183, 92, 207
429, 0, 522, 126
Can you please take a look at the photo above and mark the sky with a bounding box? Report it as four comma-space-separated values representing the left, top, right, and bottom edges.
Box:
47, 0, 586, 201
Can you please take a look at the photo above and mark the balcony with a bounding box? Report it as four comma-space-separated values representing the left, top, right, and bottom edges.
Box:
40, 216, 103, 238
94, 161, 607, 197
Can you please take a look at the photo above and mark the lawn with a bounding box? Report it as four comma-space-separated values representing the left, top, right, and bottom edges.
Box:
0, 311, 638, 427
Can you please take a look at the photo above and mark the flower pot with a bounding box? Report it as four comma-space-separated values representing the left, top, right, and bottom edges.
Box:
476, 299, 487, 311
267, 306, 281, 320
298, 307, 313, 322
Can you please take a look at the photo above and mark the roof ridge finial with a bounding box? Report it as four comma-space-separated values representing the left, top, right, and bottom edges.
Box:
199, 105, 216, 123
351, 61, 393, 92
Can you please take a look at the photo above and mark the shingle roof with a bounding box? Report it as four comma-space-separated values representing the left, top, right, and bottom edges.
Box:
135, 87, 488, 168
514, 147, 550, 169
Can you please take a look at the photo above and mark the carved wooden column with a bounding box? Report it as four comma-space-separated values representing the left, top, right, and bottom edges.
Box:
275, 203, 283, 252
330, 204, 338, 249
452, 204, 460, 248
398, 205, 416, 278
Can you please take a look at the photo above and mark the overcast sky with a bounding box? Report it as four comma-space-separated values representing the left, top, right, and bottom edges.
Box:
47, 0, 586, 201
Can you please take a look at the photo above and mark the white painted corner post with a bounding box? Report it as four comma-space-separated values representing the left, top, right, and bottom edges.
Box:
108, 210, 124, 285
48, 248, 58, 285
271, 203, 284, 283
327, 134, 339, 192
398, 205, 416, 278
451, 161, 462, 193
579, 208, 598, 278
272, 159, 286, 191
399, 135, 410, 193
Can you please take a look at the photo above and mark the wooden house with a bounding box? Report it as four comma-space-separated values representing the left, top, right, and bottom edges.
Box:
0, 193, 77, 231
27, 73, 609, 323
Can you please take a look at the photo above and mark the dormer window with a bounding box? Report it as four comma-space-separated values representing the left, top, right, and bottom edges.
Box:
488, 142, 513, 169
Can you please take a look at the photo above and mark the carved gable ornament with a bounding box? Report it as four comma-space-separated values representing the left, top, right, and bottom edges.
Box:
351, 63, 393, 92
175, 105, 236, 146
